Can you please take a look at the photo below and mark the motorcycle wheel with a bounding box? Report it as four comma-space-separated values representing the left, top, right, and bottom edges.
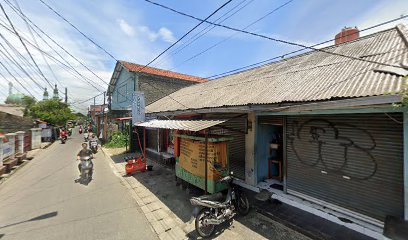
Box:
236, 193, 250, 216
195, 208, 216, 238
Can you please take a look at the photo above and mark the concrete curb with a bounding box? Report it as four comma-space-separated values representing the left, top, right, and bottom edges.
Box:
101, 147, 189, 240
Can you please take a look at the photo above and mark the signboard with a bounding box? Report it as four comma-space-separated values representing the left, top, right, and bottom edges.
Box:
132, 91, 145, 124
178, 138, 227, 180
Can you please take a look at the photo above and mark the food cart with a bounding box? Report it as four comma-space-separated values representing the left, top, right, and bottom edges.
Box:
176, 134, 233, 194
136, 119, 233, 194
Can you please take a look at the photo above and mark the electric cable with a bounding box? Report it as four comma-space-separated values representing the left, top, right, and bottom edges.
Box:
169, 0, 294, 71
0, 2, 53, 88
4, 0, 109, 87
152, 0, 254, 68
144, 0, 406, 70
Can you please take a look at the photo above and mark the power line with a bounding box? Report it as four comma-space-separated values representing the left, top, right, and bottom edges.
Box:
0, 21, 106, 92
155, 48, 404, 103
38, 0, 235, 114
144, 0, 406, 70
169, 0, 294, 71
0, 38, 45, 91
153, 0, 255, 68
206, 14, 408, 79
12, 0, 62, 88
38, 0, 117, 61
0, 2, 53, 89
0, 62, 35, 97
4, 0, 109, 87
136, 0, 233, 72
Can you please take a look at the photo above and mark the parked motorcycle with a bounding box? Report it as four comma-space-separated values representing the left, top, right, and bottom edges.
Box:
89, 140, 98, 153
79, 156, 93, 184
190, 173, 250, 238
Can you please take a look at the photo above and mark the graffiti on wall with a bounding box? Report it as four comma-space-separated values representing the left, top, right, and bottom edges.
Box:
288, 119, 377, 180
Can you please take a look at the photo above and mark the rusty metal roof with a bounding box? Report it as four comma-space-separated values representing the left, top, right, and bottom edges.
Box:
135, 119, 226, 131
147, 25, 408, 114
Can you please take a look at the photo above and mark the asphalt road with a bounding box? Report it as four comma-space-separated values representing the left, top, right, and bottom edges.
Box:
0, 130, 158, 240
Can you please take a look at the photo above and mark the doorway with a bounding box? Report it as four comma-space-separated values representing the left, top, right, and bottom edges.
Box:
256, 116, 284, 192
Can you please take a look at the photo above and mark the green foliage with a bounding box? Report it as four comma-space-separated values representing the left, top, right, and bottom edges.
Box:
22, 96, 37, 117
27, 99, 76, 126
104, 131, 129, 148
22, 96, 36, 106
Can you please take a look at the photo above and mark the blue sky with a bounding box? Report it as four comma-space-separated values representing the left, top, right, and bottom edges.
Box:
0, 0, 407, 112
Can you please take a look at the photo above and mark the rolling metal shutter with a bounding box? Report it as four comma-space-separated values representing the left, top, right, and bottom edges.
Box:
286, 113, 403, 221
222, 117, 247, 180
206, 114, 247, 180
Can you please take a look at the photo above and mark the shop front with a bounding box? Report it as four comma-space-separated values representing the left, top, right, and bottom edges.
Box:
255, 111, 404, 226
136, 119, 234, 194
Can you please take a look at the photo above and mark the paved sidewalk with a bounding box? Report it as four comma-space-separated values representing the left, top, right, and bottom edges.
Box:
102, 148, 311, 240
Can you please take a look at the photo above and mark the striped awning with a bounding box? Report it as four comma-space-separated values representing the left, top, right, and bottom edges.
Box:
135, 119, 226, 132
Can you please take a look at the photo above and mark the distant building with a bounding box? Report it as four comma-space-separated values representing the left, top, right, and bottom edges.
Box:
5, 82, 24, 105
53, 84, 59, 100
105, 60, 207, 147
43, 87, 49, 101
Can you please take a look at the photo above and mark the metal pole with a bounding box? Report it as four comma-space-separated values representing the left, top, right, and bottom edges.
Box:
144, 127, 146, 162
65, 87, 67, 104
93, 96, 96, 124
204, 131, 208, 194
102, 91, 106, 141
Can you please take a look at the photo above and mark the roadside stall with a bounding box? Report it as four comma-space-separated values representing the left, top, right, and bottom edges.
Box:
136, 119, 233, 194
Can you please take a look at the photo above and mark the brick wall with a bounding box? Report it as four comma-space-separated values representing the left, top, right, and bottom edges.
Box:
0, 112, 34, 134
138, 75, 197, 105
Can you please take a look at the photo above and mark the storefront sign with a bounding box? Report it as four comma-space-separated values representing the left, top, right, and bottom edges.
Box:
132, 91, 145, 123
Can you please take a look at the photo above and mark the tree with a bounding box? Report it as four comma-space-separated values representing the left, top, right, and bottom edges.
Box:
27, 99, 76, 126
22, 96, 37, 117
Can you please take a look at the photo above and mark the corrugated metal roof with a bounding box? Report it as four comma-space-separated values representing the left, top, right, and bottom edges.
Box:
135, 119, 226, 131
147, 25, 408, 113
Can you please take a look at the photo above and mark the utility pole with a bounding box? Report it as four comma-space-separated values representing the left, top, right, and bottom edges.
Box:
102, 91, 106, 142
93, 96, 96, 124
64, 87, 67, 103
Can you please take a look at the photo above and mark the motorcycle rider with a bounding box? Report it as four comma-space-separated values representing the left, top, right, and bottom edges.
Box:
76, 142, 93, 177
89, 133, 98, 152
60, 127, 68, 140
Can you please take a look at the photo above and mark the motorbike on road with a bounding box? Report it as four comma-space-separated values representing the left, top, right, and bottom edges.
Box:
190, 173, 250, 238
79, 156, 93, 185
89, 140, 98, 153
84, 132, 89, 142
60, 136, 67, 144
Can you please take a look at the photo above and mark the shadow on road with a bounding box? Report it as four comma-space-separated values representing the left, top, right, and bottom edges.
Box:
108, 151, 313, 239
0, 211, 58, 229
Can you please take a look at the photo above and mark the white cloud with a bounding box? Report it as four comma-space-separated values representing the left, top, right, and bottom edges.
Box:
117, 18, 135, 37
116, 18, 176, 43
158, 27, 176, 43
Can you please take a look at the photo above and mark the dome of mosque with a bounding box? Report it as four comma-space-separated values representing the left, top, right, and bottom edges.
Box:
5, 93, 25, 105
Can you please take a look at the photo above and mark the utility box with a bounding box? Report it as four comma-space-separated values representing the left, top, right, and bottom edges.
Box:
175, 134, 233, 194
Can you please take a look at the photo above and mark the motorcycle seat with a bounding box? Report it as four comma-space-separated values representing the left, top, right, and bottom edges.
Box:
197, 192, 224, 202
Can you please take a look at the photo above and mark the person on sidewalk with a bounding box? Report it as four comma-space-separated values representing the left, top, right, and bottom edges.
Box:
76, 142, 94, 177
